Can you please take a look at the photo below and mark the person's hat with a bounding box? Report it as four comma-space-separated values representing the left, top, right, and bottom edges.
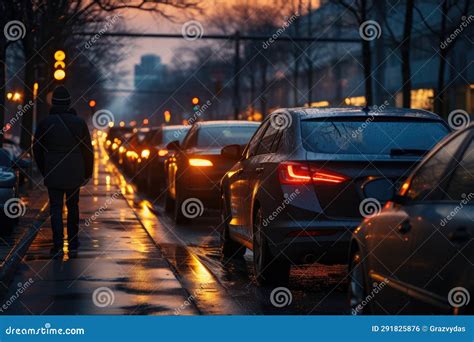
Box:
51, 86, 71, 106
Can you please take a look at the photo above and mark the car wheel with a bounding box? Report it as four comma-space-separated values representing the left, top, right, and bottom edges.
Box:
348, 249, 368, 315
164, 190, 174, 213
173, 188, 188, 224
221, 197, 245, 259
253, 207, 290, 286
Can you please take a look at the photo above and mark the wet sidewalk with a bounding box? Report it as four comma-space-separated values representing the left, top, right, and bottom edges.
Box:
0, 136, 197, 315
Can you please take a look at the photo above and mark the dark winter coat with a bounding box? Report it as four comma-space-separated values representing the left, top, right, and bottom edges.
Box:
33, 106, 93, 189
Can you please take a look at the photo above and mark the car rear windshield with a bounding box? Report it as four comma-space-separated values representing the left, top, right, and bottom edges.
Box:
150, 128, 189, 145
301, 118, 449, 155
197, 125, 258, 148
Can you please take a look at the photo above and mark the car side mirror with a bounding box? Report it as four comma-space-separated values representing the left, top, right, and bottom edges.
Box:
166, 140, 180, 151
221, 144, 242, 160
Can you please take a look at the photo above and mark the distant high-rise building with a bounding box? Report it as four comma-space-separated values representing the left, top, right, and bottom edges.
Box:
134, 54, 163, 90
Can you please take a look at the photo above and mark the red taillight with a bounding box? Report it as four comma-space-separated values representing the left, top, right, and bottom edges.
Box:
278, 162, 348, 185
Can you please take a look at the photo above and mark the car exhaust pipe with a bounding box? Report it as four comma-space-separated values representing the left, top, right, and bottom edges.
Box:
303, 254, 316, 264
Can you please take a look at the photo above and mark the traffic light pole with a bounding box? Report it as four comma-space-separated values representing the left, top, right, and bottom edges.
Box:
75, 32, 360, 120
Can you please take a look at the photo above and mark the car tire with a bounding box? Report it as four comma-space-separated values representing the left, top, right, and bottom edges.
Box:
348, 248, 369, 315
221, 197, 246, 259
253, 207, 290, 286
173, 188, 188, 224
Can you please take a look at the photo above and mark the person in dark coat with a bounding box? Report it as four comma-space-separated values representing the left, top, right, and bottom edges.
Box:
33, 86, 93, 257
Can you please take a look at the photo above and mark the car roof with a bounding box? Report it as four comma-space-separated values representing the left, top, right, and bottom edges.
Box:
288, 106, 443, 121
195, 120, 260, 127
162, 125, 188, 130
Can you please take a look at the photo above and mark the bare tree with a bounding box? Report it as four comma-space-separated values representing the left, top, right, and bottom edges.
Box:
415, 0, 472, 115
331, 0, 375, 106
11, 0, 200, 150
384, 0, 415, 108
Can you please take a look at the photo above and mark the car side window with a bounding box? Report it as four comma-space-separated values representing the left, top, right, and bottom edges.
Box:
406, 131, 468, 202
181, 126, 197, 149
271, 130, 284, 153
444, 136, 474, 201
245, 121, 269, 158
255, 123, 279, 155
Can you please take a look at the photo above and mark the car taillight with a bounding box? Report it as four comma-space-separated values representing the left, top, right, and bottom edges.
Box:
158, 149, 168, 157
141, 149, 150, 159
278, 162, 348, 185
189, 158, 213, 167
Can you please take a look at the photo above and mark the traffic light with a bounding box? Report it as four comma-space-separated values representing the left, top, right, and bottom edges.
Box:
88, 100, 96, 108
53, 50, 66, 81
164, 110, 171, 123
192, 97, 200, 105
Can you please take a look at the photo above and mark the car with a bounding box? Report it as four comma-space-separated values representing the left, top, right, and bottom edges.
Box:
0, 148, 20, 231
123, 127, 154, 177
219, 106, 451, 286
138, 125, 190, 195
349, 123, 473, 315
2, 138, 32, 185
165, 121, 259, 223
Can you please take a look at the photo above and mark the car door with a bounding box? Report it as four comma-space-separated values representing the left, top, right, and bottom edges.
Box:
368, 130, 469, 314
404, 129, 473, 313
226, 122, 268, 236
238, 121, 271, 238
242, 121, 282, 240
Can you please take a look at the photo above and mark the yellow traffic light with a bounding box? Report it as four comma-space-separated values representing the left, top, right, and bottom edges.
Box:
54, 69, 66, 81
164, 110, 171, 123
54, 50, 66, 61
192, 97, 199, 105
54, 50, 66, 81
89, 100, 96, 108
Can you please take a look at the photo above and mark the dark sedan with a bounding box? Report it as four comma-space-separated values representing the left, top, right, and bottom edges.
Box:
165, 121, 259, 223
349, 124, 473, 315
220, 107, 450, 286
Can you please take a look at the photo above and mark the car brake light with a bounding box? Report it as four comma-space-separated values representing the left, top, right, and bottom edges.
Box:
278, 162, 312, 184
278, 162, 347, 185
189, 158, 213, 167
158, 149, 168, 157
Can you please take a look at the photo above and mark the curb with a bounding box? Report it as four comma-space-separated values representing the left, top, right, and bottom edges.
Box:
0, 199, 49, 285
